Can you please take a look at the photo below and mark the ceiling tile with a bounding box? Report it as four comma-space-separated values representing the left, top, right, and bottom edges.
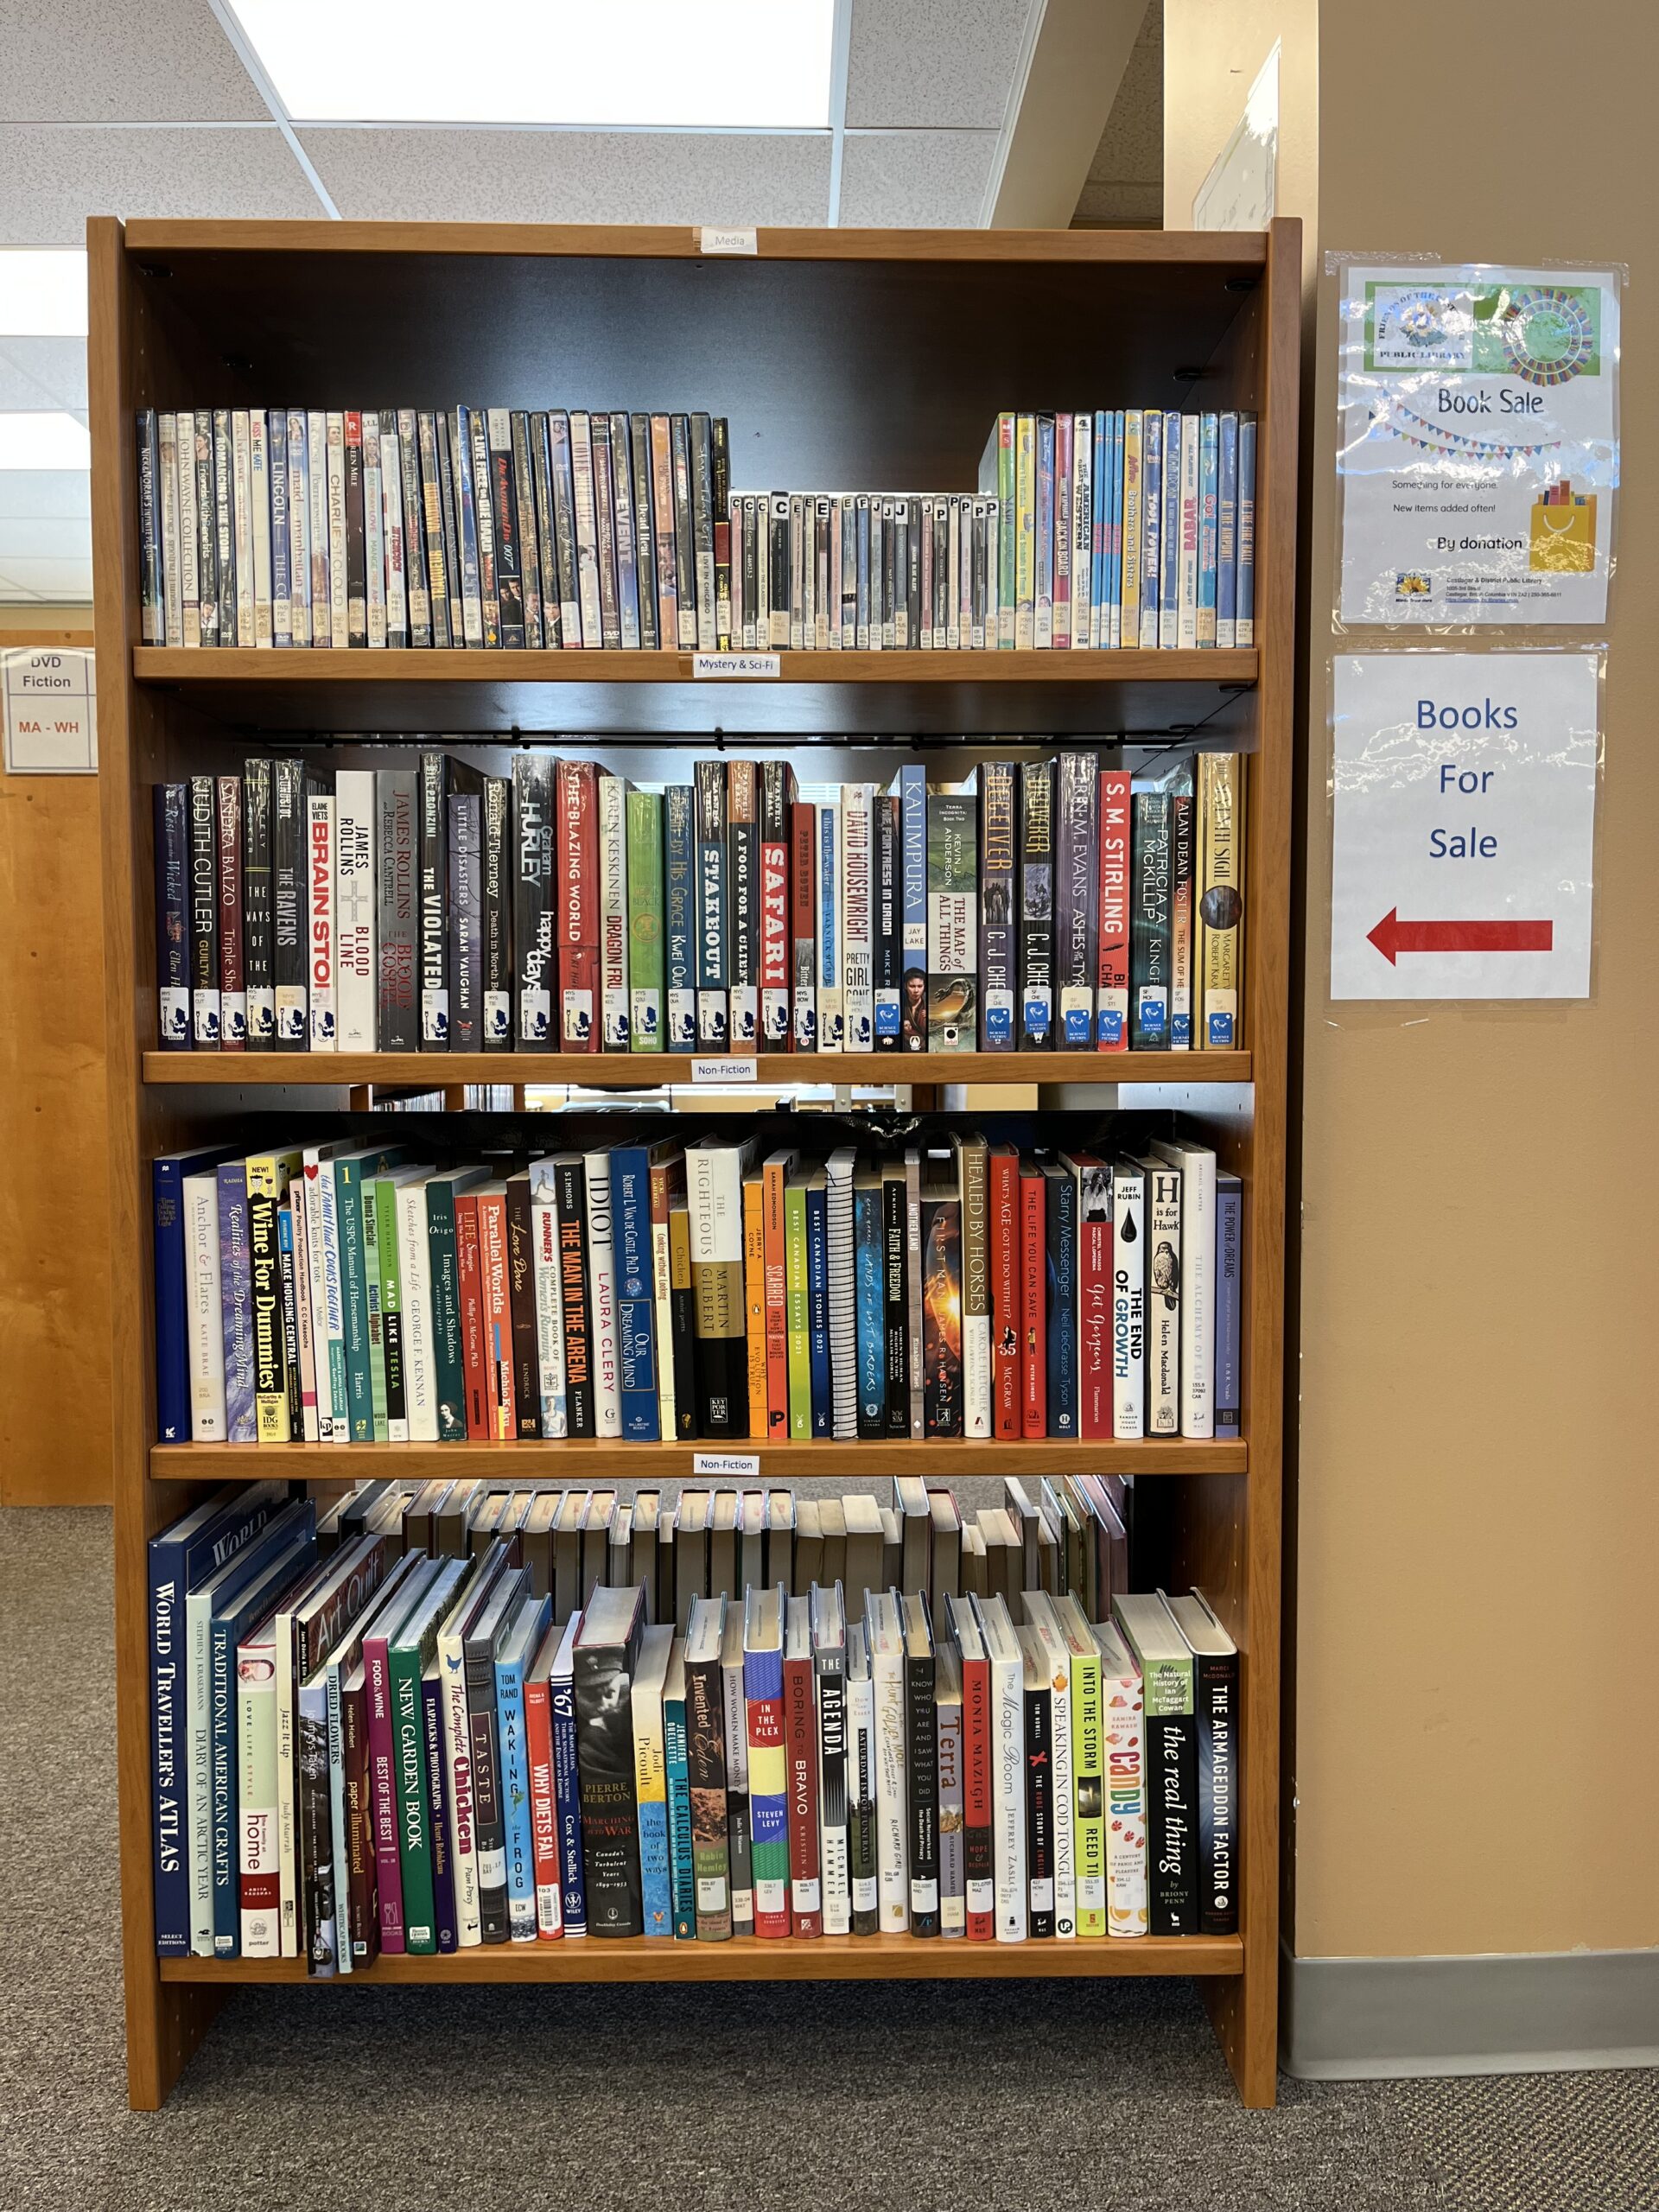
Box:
837, 130, 999, 228
3, 0, 268, 123
0, 469, 92, 520
845, 0, 1031, 130
0, 516, 92, 561
0, 127, 323, 245
302, 128, 831, 226
0, 340, 88, 411
0, 554, 93, 598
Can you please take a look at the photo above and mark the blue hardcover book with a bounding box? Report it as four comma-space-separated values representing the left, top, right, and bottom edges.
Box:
805, 1174, 831, 1438
817, 802, 839, 1048
664, 1651, 696, 1939
1215, 1172, 1243, 1438
854, 1171, 886, 1436
267, 406, 289, 644
207, 1518, 317, 1955
149, 1481, 286, 1954
1198, 413, 1220, 647
550, 1614, 587, 1935
1236, 414, 1257, 648
1043, 1161, 1078, 1438
1160, 408, 1182, 647
1139, 409, 1163, 648
154, 1146, 229, 1442
1216, 411, 1239, 650
496, 1590, 553, 1942
895, 761, 927, 1052
215, 1159, 256, 1443
664, 783, 696, 1050
420, 1662, 458, 1953
611, 1145, 659, 1440
1034, 411, 1056, 644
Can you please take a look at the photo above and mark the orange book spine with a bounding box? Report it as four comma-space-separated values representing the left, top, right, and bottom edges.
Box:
743, 1178, 768, 1441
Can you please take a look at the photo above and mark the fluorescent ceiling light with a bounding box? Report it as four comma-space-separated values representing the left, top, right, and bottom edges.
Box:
231, 0, 836, 127
0, 413, 92, 469
0, 251, 87, 338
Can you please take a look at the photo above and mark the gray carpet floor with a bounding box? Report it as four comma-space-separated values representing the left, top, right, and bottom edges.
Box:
3, 1506, 1654, 2212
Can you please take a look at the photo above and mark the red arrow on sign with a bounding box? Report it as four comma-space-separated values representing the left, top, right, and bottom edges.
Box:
1367, 908, 1554, 965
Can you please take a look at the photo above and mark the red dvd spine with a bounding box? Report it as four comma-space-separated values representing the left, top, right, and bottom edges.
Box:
556, 756, 599, 1051
1096, 767, 1130, 1051
989, 1146, 1020, 1438
1020, 1163, 1046, 1439
784, 1648, 823, 1938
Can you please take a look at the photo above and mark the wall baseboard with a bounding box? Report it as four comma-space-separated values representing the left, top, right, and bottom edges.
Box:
1281, 1943, 1659, 2079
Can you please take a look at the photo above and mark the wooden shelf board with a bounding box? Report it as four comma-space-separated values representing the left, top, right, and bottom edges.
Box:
141, 1047, 1250, 1089
159, 1933, 1242, 1984
151, 1438, 1246, 1481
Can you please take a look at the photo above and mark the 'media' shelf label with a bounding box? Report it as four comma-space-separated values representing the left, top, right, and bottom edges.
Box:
699, 226, 758, 256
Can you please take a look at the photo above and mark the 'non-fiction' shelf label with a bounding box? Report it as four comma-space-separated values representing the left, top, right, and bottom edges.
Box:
694, 1452, 760, 1479
699, 226, 758, 256
692, 652, 780, 678
690, 1056, 757, 1084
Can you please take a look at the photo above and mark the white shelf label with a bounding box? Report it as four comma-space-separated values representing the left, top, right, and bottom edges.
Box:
700, 226, 758, 256
692, 652, 779, 678
3, 646, 96, 772
690, 1055, 757, 1084
694, 1452, 760, 1479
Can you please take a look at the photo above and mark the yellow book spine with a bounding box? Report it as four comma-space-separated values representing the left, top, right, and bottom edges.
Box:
1014, 413, 1036, 648
1198, 754, 1246, 1050
1121, 410, 1143, 645
742, 1178, 767, 1440
246, 1147, 302, 1442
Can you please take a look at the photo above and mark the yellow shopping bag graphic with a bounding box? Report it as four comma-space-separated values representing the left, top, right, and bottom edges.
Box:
1530, 483, 1597, 572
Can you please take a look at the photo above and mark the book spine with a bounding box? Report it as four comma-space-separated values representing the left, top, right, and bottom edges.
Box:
847, 1662, 879, 1934
872, 1649, 908, 1932
557, 757, 599, 1051
1144, 1701, 1198, 1936
1025, 1679, 1054, 1936
416, 753, 448, 1046
236, 1647, 280, 1954
988, 1152, 1020, 1439
760, 761, 792, 1047
991, 1653, 1027, 1942
817, 1649, 850, 1936
1103, 1658, 1148, 1937
448, 791, 483, 1052
664, 1688, 695, 1937
551, 1662, 588, 1936
584, 1153, 620, 1440
882, 1170, 908, 1440
1160, 410, 1181, 648
306, 791, 336, 1049
1019, 760, 1053, 1048
978, 760, 1016, 1049
421, 1669, 457, 1952
1096, 767, 1131, 1050
334, 771, 376, 1052
241, 759, 274, 1046
962, 1654, 995, 1939
789, 799, 817, 1051
215, 775, 245, 1047
874, 793, 901, 1049
694, 758, 728, 1051
467, 1642, 510, 1942
1077, 1164, 1112, 1442
218, 1164, 257, 1441
524, 1676, 564, 1937
744, 1176, 768, 1442
188, 775, 219, 1045
512, 753, 555, 1048
626, 786, 663, 1050
685, 1651, 732, 1939
1112, 1163, 1146, 1440
1170, 772, 1195, 1051
553, 1157, 593, 1438
1236, 415, 1256, 646
1045, 1169, 1077, 1438
612, 1149, 659, 1442
784, 1651, 823, 1938
1055, 753, 1096, 1046
153, 784, 190, 1047
937, 1690, 965, 1937
960, 1144, 991, 1440
921, 1186, 962, 1438
365, 1631, 406, 1953
689, 1142, 747, 1440
1020, 1170, 1046, 1439
906, 1653, 940, 1936
498, 1651, 538, 1940
597, 772, 630, 1048
531, 1179, 569, 1439
897, 764, 927, 1052
726, 758, 760, 1047
664, 783, 696, 1050
1198, 752, 1245, 1052
1179, 415, 1201, 649
391, 1648, 437, 1953
1196, 1647, 1239, 1936
1216, 1176, 1243, 1437
1130, 785, 1173, 1048
745, 1645, 789, 1938
925, 792, 976, 1053
855, 1183, 886, 1440
841, 783, 874, 1051
505, 1179, 543, 1440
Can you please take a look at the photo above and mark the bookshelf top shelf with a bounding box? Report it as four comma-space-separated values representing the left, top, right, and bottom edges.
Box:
132, 648, 1257, 741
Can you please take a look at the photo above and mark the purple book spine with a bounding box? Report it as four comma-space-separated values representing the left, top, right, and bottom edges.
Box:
422, 1669, 459, 1954
216, 1160, 257, 1442
1215, 1173, 1242, 1437
365, 1633, 406, 1953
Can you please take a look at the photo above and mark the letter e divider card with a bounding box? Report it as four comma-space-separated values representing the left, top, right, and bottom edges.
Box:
1329, 652, 1599, 1001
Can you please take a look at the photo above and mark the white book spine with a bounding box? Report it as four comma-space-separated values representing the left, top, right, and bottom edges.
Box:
237, 1657, 279, 1955
847, 1665, 879, 1924
185, 1588, 217, 1953
298, 1162, 334, 1443
598, 774, 629, 1048
531, 1173, 569, 1439
1111, 1161, 1146, 1440
158, 413, 183, 646
326, 412, 348, 647
584, 1151, 621, 1438
249, 408, 273, 645
1073, 415, 1093, 651
991, 1646, 1027, 1941
334, 770, 377, 1052
872, 1643, 909, 1931
285, 407, 309, 646
1047, 1656, 1076, 1938
176, 410, 201, 646
1178, 415, 1200, 651
1144, 1165, 1182, 1434
290, 1180, 320, 1443
1102, 1652, 1149, 1936
439, 1624, 483, 1945
307, 791, 336, 1048
840, 783, 874, 1052
381, 418, 406, 642
304, 410, 327, 645
184, 1173, 226, 1441
397, 1182, 438, 1442
274, 1611, 299, 1955
363, 413, 386, 648
1162, 1144, 1215, 1437
315, 1158, 348, 1448
232, 409, 254, 646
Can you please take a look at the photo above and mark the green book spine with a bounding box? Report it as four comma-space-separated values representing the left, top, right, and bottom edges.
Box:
374, 1178, 408, 1442
926, 793, 978, 1052
390, 1637, 437, 1954
785, 1181, 810, 1440
626, 786, 664, 1051
360, 1176, 389, 1442
334, 1159, 374, 1440
1070, 1639, 1106, 1937
426, 1177, 467, 1440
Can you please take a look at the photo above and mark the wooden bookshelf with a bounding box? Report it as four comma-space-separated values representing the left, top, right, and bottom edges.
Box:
93, 217, 1297, 2110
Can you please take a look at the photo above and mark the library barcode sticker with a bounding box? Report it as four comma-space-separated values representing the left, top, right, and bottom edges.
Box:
699, 226, 758, 256
693, 652, 779, 678
690, 1056, 756, 1084
693, 1452, 760, 1479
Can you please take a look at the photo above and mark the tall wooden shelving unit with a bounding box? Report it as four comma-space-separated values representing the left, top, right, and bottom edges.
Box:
92, 217, 1298, 2110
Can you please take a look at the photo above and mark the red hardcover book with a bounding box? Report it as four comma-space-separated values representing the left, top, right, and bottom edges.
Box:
215, 772, 245, 1049
476, 1185, 517, 1440
555, 756, 599, 1051
988, 1141, 1020, 1438
959, 1634, 994, 1940
1096, 767, 1130, 1052
1020, 1157, 1046, 1440
788, 798, 817, 1051
1071, 1154, 1113, 1440
783, 1631, 823, 1938
454, 1192, 490, 1440
762, 1149, 791, 1435
523, 1655, 564, 1939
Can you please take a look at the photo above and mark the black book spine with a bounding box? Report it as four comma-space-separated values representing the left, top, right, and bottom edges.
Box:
627, 414, 657, 650
376, 769, 418, 1051
1055, 751, 1097, 1047
767, 492, 789, 648
1020, 760, 1054, 1049
488, 411, 525, 647
397, 408, 430, 647
416, 411, 451, 649
153, 782, 189, 1047
1195, 1648, 1239, 1936
137, 410, 161, 640
419, 751, 449, 1047
482, 775, 512, 1049
530, 413, 563, 650
1044, 1163, 1077, 1438
505, 1176, 543, 1440
1146, 1708, 1198, 1936
670, 416, 697, 649
906, 1647, 940, 1936
510, 410, 542, 650
187, 773, 219, 1046
213, 409, 236, 645
448, 791, 481, 1051
553, 1156, 594, 1437
711, 416, 731, 648
190, 413, 219, 645
468, 407, 499, 647
575, 1625, 645, 1936
670, 1206, 697, 1441
512, 753, 555, 1048
690, 410, 715, 652
242, 757, 274, 1048
882, 1172, 907, 1438
465, 1641, 511, 1942
272, 757, 307, 1049
874, 791, 900, 1051
1024, 1680, 1054, 1936
907, 495, 923, 647
344, 412, 366, 647
434, 410, 463, 646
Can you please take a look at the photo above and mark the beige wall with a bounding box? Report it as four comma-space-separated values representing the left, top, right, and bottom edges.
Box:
1168, 3, 1659, 1959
